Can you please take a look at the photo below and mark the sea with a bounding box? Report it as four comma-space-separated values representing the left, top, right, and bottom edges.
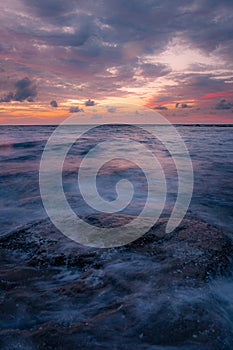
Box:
0, 124, 233, 349
0, 124, 232, 235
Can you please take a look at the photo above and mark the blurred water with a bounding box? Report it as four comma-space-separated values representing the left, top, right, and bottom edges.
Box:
0, 124, 233, 349
0, 124, 232, 235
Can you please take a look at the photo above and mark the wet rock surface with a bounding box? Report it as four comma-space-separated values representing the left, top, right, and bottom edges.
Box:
0, 214, 233, 350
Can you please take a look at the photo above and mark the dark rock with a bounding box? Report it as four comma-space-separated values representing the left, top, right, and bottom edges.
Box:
0, 214, 233, 349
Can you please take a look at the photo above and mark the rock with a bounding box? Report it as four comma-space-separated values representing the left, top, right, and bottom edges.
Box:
0, 214, 233, 349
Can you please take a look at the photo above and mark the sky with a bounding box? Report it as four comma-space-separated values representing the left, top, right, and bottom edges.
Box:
0, 0, 233, 124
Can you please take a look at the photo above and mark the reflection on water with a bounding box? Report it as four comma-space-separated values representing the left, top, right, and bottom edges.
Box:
0, 125, 232, 234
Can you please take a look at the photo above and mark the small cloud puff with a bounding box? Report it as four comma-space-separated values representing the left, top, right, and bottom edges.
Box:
69, 106, 84, 113
85, 99, 95, 106
107, 107, 116, 113
181, 103, 192, 109
175, 103, 193, 109
50, 100, 58, 108
154, 106, 168, 110
215, 99, 233, 110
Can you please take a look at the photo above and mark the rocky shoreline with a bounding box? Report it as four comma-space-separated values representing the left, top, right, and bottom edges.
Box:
1, 214, 233, 349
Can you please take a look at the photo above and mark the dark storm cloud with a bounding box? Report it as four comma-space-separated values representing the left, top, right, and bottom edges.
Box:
4, 0, 233, 62
3, 1, 233, 75
23, 0, 76, 19
183, 2, 232, 56
40, 13, 99, 48
15, 0, 232, 67
14, 78, 37, 102
69, 106, 84, 113
1, 0, 233, 106
0, 78, 37, 102
85, 99, 95, 106
215, 99, 233, 110
102, 0, 233, 59
50, 100, 58, 108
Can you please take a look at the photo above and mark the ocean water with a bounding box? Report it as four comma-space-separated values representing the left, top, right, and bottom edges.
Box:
0, 124, 232, 235
0, 124, 233, 349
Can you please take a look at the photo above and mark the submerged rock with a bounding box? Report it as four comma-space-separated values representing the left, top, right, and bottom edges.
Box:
0, 214, 233, 349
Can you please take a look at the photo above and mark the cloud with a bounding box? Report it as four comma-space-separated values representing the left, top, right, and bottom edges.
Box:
3, 1, 233, 68
1, 0, 233, 119
50, 100, 58, 108
14, 77, 37, 102
23, 0, 76, 19
155, 95, 174, 103
0, 77, 37, 102
107, 107, 116, 113
147, 73, 233, 110
69, 106, 84, 113
0, 92, 14, 103
139, 63, 171, 78
85, 99, 95, 106
154, 106, 168, 110
215, 99, 233, 110
181, 103, 192, 109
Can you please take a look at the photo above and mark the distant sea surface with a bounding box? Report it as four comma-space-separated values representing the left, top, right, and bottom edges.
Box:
0, 124, 232, 236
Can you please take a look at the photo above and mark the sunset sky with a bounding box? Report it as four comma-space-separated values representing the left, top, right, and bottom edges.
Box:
0, 0, 233, 124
